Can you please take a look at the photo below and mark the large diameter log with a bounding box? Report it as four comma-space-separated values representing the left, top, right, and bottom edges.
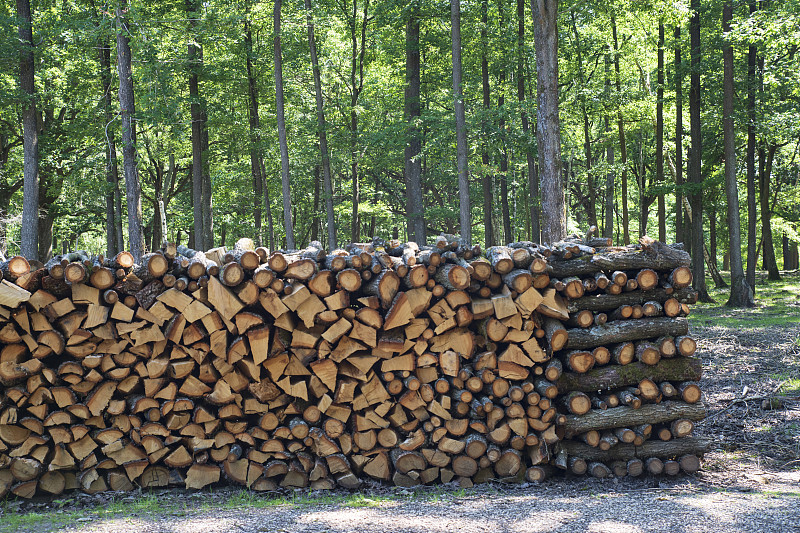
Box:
563, 401, 706, 437
555, 358, 702, 393
558, 436, 711, 461
567, 288, 697, 313
565, 317, 689, 350
435, 263, 470, 290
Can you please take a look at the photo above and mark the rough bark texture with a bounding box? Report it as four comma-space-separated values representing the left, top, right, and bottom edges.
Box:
555, 358, 702, 393
517, 0, 538, 243
603, 53, 614, 241
722, 2, 753, 307
98, 31, 120, 257
745, 1, 757, 291
612, 16, 629, 245
481, 0, 494, 248
559, 437, 710, 461
563, 401, 706, 437
674, 26, 685, 252
187, 0, 208, 250
532, 0, 564, 244
656, 22, 666, 243
274, 0, 295, 249
565, 317, 689, 350
404, 8, 424, 245
116, 2, 145, 260
760, 143, 780, 281
244, 19, 263, 246
452, 0, 471, 245
17, 0, 39, 260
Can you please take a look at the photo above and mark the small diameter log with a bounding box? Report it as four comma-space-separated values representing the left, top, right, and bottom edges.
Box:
503, 269, 532, 293
563, 401, 707, 437
675, 336, 697, 357
544, 318, 568, 352
668, 266, 693, 289
560, 351, 594, 374
555, 358, 702, 393
559, 437, 710, 462
561, 391, 591, 415
566, 288, 697, 313
486, 247, 514, 274
565, 317, 689, 350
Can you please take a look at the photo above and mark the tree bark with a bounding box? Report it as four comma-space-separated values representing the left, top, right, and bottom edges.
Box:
555, 357, 702, 394
560, 437, 710, 460
517, 0, 539, 242
612, 16, 629, 245
244, 19, 263, 246
656, 21, 666, 242
565, 317, 689, 350
116, 1, 145, 260
98, 29, 121, 257
17, 0, 39, 260
603, 51, 614, 241
689, 0, 710, 301
306, 0, 337, 249
481, 0, 494, 247
274, 0, 295, 249
452, 0, 471, 244
571, 11, 597, 229
532, 0, 564, 244
760, 143, 780, 280
187, 0, 207, 250
563, 401, 706, 437
498, 0, 512, 243
675, 26, 685, 253
346, 0, 369, 244
745, 0, 757, 291
723, 2, 753, 307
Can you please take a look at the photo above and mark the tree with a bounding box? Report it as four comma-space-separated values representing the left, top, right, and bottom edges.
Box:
451, 0, 470, 244
745, 0, 757, 291
674, 25, 686, 252
274, 0, 295, 249
722, 1, 753, 307
17, 0, 38, 260
305, 0, 337, 248
611, 14, 629, 245
656, 21, 665, 242
517, 0, 538, 242
532, 0, 564, 243
404, 3, 425, 244
116, 0, 144, 260
480, 0, 494, 247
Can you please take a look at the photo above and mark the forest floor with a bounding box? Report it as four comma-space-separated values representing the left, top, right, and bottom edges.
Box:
2, 272, 800, 533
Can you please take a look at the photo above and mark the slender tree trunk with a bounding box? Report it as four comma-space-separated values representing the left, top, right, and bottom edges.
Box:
675, 26, 686, 254
571, 11, 596, 229
187, 0, 210, 250
347, 0, 369, 244
760, 144, 780, 280
244, 19, 262, 246
709, 204, 717, 269
311, 164, 320, 242
745, 0, 757, 291
37, 203, 53, 262
260, 160, 275, 250
17, 0, 39, 260
404, 6, 425, 245
99, 32, 120, 256
603, 52, 614, 240
722, 1, 753, 306
532, 0, 564, 244
498, 0, 512, 244
116, 1, 144, 260
517, 0, 539, 242
656, 21, 666, 242
452, 0, 470, 244
305, 0, 337, 248
612, 15, 629, 245
481, 0, 494, 247
201, 122, 212, 246
274, 0, 295, 249
689, 0, 710, 301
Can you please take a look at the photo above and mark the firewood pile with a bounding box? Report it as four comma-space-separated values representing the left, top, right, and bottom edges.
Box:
0, 231, 707, 498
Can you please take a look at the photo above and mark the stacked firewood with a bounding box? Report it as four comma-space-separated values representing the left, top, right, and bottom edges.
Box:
0, 232, 708, 498
540, 233, 708, 478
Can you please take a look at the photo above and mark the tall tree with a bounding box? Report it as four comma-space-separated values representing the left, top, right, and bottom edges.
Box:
611, 14, 629, 245
745, 0, 757, 291
305, 0, 337, 248
345, 0, 369, 243
532, 0, 564, 243
760, 141, 781, 280
675, 25, 686, 253
689, 0, 710, 300
244, 18, 263, 246
274, 0, 295, 249
723, 1, 752, 307
603, 51, 614, 240
571, 11, 597, 229
452, 0, 470, 244
517, 0, 538, 242
481, 0, 494, 247
497, 0, 512, 243
98, 27, 123, 256
403, 4, 425, 244
656, 21, 666, 242
17, 0, 38, 260
116, 0, 145, 260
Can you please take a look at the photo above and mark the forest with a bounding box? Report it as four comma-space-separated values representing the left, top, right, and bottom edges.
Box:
1, 0, 799, 306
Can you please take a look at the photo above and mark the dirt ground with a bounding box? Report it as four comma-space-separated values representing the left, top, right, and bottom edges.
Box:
3, 276, 800, 533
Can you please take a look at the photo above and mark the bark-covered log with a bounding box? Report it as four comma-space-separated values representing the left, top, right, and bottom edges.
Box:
563, 401, 706, 437
558, 436, 711, 461
555, 357, 702, 393
565, 317, 689, 350
567, 288, 697, 313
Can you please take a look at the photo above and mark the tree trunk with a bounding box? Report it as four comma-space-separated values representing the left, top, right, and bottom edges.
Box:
603, 52, 614, 241
99, 32, 120, 257
274, 0, 295, 249
481, 0, 494, 247
498, 0, 511, 243
674, 26, 685, 253
311, 164, 320, 242
689, 0, 710, 301
452, 0, 470, 244
532, 0, 564, 244
723, 2, 753, 307
244, 19, 263, 246
745, 0, 757, 291
403, 8, 424, 245
571, 11, 596, 229
612, 16, 629, 245
517, 0, 538, 242
17, 0, 39, 260
305, 0, 337, 248
116, 1, 145, 260
347, 0, 369, 244
187, 0, 207, 250
761, 143, 780, 280
656, 21, 666, 242
260, 160, 275, 250
709, 204, 717, 270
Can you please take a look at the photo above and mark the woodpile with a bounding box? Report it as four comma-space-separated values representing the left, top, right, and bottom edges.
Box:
0, 232, 707, 498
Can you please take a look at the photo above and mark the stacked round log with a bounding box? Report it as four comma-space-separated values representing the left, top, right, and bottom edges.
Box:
543, 233, 708, 479
0, 233, 708, 498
